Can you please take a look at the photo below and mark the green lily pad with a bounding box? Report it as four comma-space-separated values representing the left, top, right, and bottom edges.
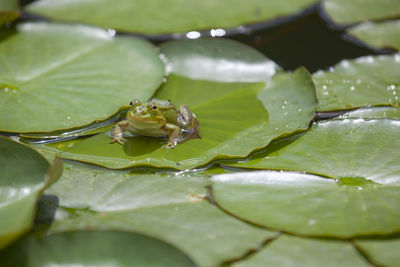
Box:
234, 235, 368, 267
340, 106, 400, 120
0, 137, 62, 249
0, 22, 164, 133
0, 0, 19, 26
228, 118, 400, 185
42, 67, 317, 170
355, 238, 400, 267
323, 0, 400, 26
25, 0, 318, 35
211, 170, 400, 237
0, 231, 195, 266
160, 39, 281, 82
348, 20, 400, 51
42, 162, 277, 267
313, 54, 400, 111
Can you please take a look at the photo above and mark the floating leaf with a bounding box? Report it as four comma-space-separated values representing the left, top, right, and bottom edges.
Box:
211, 170, 400, 237
0, 137, 62, 249
355, 238, 400, 267
348, 20, 400, 51
313, 54, 400, 111
25, 0, 318, 35
0, 231, 195, 266
323, 0, 400, 26
160, 39, 281, 82
228, 118, 400, 185
0, 22, 164, 133
41, 162, 277, 267
339, 106, 400, 120
234, 235, 368, 267
0, 0, 19, 26
42, 67, 317, 170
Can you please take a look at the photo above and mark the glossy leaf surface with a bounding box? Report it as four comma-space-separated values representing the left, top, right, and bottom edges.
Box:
348, 20, 400, 51
25, 0, 318, 34
160, 39, 281, 82
234, 235, 368, 267
0, 231, 195, 267
323, 0, 400, 25
313, 54, 400, 111
0, 137, 62, 249
229, 118, 400, 185
42, 162, 277, 267
44, 68, 317, 170
212, 170, 400, 237
0, 22, 164, 133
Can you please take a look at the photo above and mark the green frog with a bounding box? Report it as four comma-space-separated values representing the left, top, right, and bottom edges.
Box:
111, 99, 201, 148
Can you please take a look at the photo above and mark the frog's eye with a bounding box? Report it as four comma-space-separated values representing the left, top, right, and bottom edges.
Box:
129, 101, 133, 106
152, 105, 157, 110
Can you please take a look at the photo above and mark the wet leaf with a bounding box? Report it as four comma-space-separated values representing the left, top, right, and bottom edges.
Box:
323, 0, 400, 26
0, 22, 164, 133
339, 106, 400, 120
42, 162, 277, 267
234, 235, 368, 267
0, 0, 19, 26
43, 67, 317, 170
0, 231, 195, 267
348, 20, 400, 51
355, 238, 400, 267
160, 39, 281, 82
228, 118, 400, 185
313, 54, 400, 111
25, 0, 318, 35
0, 137, 62, 249
211, 170, 400, 237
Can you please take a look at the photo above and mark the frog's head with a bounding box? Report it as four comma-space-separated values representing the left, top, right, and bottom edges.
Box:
126, 99, 166, 126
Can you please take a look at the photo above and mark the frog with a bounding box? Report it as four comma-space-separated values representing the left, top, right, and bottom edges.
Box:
110, 99, 201, 148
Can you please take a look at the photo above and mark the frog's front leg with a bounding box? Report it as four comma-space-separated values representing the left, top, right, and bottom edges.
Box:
162, 123, 183, 149
110, 120, 129, 145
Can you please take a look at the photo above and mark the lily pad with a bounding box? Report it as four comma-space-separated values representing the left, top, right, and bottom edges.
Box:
211, 170, 400, 237
25, 0, 318, 35
348, 20, 400, 51
160, 39, 281, 82
355, 238, 400, 267
228, 118, 400, 185
0, 231, 195, 266
339, 106, 400, 120
313, 54, 400, 111
0, 22, 164, 133
0, 0, 19, 26
322, 0, 400, 26
0, 137, 62, 249
43, 67, 317, 170
234, 235, 368, 267
41, 162, 277, 267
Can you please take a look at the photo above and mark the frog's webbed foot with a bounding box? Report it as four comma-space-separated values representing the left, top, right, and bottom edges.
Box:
110, 136, 126, 145
162, 123, 182, 149
110, 120, 129, 145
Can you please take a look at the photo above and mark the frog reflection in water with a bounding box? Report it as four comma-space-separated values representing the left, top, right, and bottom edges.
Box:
111, 99, 201, 148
